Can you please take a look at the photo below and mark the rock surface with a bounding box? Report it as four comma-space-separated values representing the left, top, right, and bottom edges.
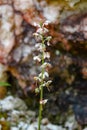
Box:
0, 95, 75, 130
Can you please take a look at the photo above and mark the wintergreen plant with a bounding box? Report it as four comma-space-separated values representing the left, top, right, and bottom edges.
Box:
33, 21, 52, 130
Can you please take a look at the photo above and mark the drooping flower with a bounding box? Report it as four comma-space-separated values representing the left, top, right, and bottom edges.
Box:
33, 22, 41, 27
41, 62, 52, 69
39, 71, 49, 79
40, 99, 48, 105
45, 80, 52, 87
36, 27, 49, 35
43, 52, 50, 59
33, 55, 41, 62
35, 43, 46, 52
34, 76, 41, 82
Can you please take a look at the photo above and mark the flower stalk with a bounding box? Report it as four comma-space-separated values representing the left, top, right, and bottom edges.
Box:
38, 39, 45, 130
33, 21, 52, 130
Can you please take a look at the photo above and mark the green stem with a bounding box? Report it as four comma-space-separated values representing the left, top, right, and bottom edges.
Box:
38, 38, 45, 130
38, 93, 42, 130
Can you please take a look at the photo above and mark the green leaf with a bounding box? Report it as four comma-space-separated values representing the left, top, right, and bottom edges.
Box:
0, 82, 11, 87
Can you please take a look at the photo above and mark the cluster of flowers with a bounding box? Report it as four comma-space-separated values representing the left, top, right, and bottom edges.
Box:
33, 21, 52, 105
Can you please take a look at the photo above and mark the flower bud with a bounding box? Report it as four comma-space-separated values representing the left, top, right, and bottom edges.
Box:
35, 88, 40, 94
40, 99, 48, 105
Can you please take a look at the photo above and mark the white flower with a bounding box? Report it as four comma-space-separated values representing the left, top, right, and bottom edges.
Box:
41, 62, 51, 69
36, 28, 43, 34
33, 32, 39, 37
35, 43, 46, 52
44, 52, 50, 59
43, 71, 49, 78
36, 27, 48, 35
47, 41, 50, 46
39, 71, 49, 79
40, 80, 52, 88
33, 32, 42, 40
33, 56, 41, 62
35, 43, 41, 48
34, 76, 41, 82
46, 36, 52, 46
46, 36, 52, 41
43, 27, 49, 34
40, 99, 48, 105
33, 22, 40, 27
43, 27, 49, 33
45, 80, 52, 87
